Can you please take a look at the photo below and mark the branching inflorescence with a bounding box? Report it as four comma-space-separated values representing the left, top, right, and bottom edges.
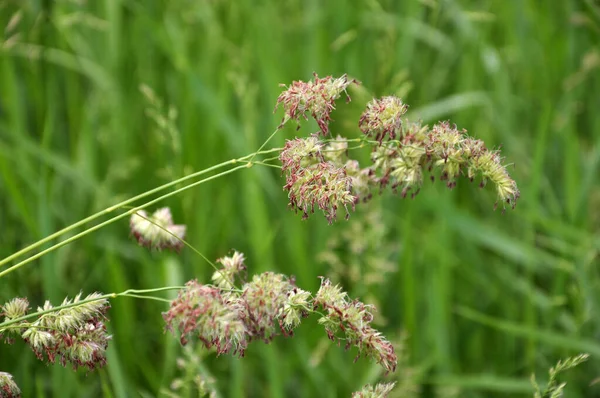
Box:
1, 293, 111, 372
276, 74, 520, 223
275, 73, 358, 135
162, 251, 397, 374
0, 73, 522, 398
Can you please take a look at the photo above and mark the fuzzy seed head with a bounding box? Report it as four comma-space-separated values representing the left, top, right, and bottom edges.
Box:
1, 298, 29, 320
0, 372, 20, 398
130, 207, 186, 251
471, 150, 520, 208
344, 160, 374, 202
213, 251, 247, 289
21, 328, 56, 352
19, 293, 110, 371
241, 272, 295, 340
284, 162, 356, 224
280, 137, 324, 174
279, 288, 311, 332
163, 281, 248, 355
276, 74, 358, 135
314, 278, 397, 373
359, 96, 408, 142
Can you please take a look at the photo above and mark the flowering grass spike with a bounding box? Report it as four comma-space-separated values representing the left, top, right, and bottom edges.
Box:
163, 252, 395, 374
276, 73, 359, 135
130, 207, 186, 251
314, 278, 397, 373
213, 251, 247, 289
359, 96, 408, 142
163, 281, 248, 354
0, 372, 20, 398
276, 79, 519, 222
1, 293, 111, 371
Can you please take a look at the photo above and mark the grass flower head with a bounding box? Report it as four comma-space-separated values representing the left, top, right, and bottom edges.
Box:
276, 74, 358, 135
0, 372, 20, 398
130, 207, 186, 251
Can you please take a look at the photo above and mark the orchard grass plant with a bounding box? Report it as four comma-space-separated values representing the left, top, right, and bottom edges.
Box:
0, 74, 524, 397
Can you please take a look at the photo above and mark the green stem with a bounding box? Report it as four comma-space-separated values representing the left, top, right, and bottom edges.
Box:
251, 161, 281, 169
0, 164, 249, 279
247, 123, 287, 165
0, 149, 280, 269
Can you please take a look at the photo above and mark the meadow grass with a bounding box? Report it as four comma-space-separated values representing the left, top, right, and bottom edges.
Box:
1, 0, 599, 397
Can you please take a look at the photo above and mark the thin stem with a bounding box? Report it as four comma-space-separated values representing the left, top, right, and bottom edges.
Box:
123, 294, 172, 303
0, 149, 281, 269
247, 121, 288, 165
262, 155, 281, 163
0, 165, 248, 279
251, 161, 281, 169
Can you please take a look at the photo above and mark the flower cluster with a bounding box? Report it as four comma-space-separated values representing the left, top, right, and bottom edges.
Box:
162, 281, 248, 354
278, 288, 311, 332
240, 272, 296, 340
212, 250, 247, 289
130, 207, 186, 251
162, 273, 303, 355
313, 278, 397, 373
367, 119, 520, 207
0, 293, 111, 371
276, 75, 520, 218
285, 161, 356, 223
359, 96, 408, 143
351, 382, 397, 398
163, 252, 393, 373
280, 138, 356, 223
275, 73, 359, 135
0, 372, 20, 398
1, 298, 30, 343
280, 137, 324, 173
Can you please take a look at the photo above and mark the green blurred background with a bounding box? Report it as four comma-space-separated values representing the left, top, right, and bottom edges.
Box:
1, 0, 599, 397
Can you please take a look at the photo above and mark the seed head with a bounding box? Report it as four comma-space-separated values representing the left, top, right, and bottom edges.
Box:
241, 272, 295, 340
130, 207, 186, 251
163, 281, 248, 355
0, 372, 21, 398
279, 137, 324, 174
371, 143, 425, 198
1, 298, 30, 340
470, 150, 520, 209
212, 251, 247, 289
426, 121, 520, 208
276, 74, 358, 135
344, 160, 375, 202
279, 288, 311, 332
359, 96, 408, 143
284, 162, 356, 223
1, 298, 29, 321
19, 293, 111, 371
314, 278, 397, 373
426, 122, 466, 188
